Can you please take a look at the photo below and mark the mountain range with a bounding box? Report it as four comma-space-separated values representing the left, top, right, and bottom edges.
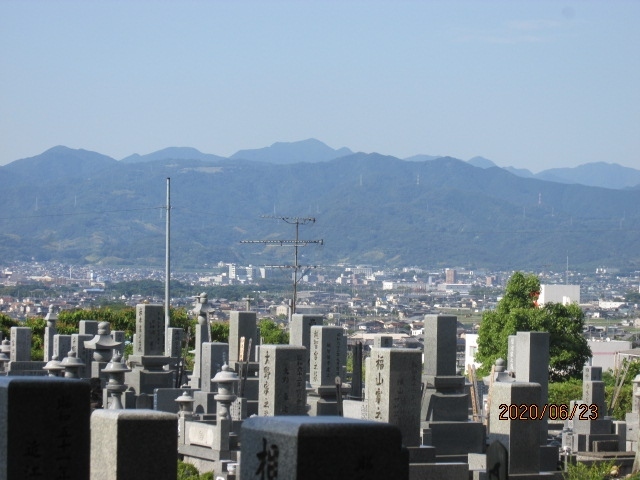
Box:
1, 139, 639, 271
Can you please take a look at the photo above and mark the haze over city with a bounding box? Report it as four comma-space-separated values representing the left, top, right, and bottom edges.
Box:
1, 1, 638, 172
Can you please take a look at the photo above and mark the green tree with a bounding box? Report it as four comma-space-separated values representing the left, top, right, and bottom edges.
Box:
0, 313, 20, 340
476, 272, 591, 381
210, 322, 230, 343
258, 319, 289, 344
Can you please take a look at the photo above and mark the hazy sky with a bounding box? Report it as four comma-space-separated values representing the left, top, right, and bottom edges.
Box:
1, 1, 638, 172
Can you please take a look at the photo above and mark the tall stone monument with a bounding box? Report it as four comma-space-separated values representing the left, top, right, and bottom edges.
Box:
367, 347, 422, 446
259, 345, 307, 416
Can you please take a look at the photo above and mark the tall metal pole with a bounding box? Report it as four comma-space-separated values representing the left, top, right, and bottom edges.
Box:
165, 177, 171, 344
292, 220, 300, 316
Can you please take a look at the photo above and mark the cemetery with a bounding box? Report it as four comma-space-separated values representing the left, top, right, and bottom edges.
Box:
3, 298, 640, 479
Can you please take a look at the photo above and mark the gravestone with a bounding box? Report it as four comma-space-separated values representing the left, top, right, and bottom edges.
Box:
91, 409, 177, 480
125, 304, 173, 396
308, 325, 347, 415
309, 325, 344, 388
373, 335, 393, 348
112, 330, 126, 356
421, 315, 467, 422
421, 315, 485, 457
200, 342, 228, 393
515, 331, 550, 443
583, 366, 606, 416
350, 341, 363, 400
259, 345, 307, 416
489, 381, 541, 474
71, 333, 94, 379
166, 327, 183, 368
53, 334, 73, 363
366, 347, 422, 446
229, 311, 257, 367
567, 365, 615, 453
289, 314, 322, 376
79, 320, 99, 336
5, 328, 46, 375
9, 326, 31, 362
240, 416, 409, 480
0, 377, 91, 479
132, 304, 164, 356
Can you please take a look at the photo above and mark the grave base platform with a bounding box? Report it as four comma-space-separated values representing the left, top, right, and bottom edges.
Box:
422, 421, 485, 455
409, 462, 468, 480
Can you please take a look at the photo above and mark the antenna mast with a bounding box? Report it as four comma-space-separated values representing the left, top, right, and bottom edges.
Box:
241, 216, 323, 320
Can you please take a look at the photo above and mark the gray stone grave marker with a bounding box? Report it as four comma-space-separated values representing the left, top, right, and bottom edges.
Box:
91, 409, 177, 480
0, 377, 91, 479
133, 304, 165, 356
289, 314, 322, 375
53, 334, 72, 362
309, 325, 344, 388
489, 381, 541, 474
515, 331, 550, 443
259, 345, 307, 416
71, 333, 94, 378
166, 327, 183, 361
112, 330, 126, 355
240, 416, 409, 480
229, 311, 257, 366
367, 347, 422, 446
79, 320, 99, 336
9, 327, 31, 362
373, 335, 393, 348
200, 342, 229, 393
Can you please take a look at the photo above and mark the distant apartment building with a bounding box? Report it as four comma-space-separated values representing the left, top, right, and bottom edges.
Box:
538, 284, 580, 305
445, 268, 457, 284
228, 264, 237, 280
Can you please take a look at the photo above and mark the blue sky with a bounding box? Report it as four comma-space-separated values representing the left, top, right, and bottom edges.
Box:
1, 0, 638, 172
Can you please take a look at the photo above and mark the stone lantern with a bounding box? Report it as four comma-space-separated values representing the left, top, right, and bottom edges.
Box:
60, 350, 85, 379
213, 363, 239, 420
43, 355, 64, 377
85, 322, 123, 364
175, 390, 195, 416
102, 353, 131, 409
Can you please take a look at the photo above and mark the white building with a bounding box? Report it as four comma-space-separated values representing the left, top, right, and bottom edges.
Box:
588, 339, 632, 371
539, 284, 580, 305
464, 333, 481, 372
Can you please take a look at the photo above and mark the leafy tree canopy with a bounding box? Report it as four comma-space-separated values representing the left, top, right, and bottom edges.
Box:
476, 272, 591, 381
258, 319, 289, 344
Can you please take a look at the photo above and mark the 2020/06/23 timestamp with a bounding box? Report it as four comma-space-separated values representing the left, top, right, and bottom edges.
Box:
498, 403, 599, 421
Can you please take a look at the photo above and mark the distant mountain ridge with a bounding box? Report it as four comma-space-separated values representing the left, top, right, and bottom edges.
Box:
5, 141, 639, 190
1, 144, 639, 270
230, 138, 353, 164
121, 146, 228, 163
